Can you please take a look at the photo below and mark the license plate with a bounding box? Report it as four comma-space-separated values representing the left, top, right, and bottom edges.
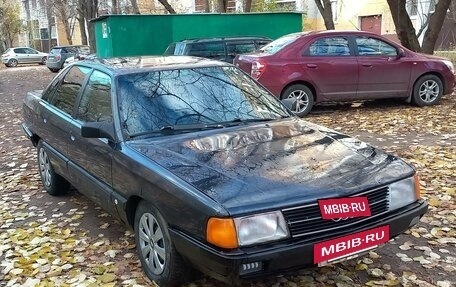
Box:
314, 225, 389, 265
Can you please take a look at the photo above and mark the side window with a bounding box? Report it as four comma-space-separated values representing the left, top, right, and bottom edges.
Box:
76, 70, 112, 122
356, 37, 397, 56
26, 48, 38, 54
14, 48, 26, 54
308, 37, 350, 56
188, 42, 225, 60
42, 72, 66, 102
49, 66, 91, 115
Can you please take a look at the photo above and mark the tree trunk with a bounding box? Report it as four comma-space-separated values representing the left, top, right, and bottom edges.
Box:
130, 0, 140, 14
422, 0, 452, 54
78, 17, 88, 45
386, 0, 422, 52
55, 0, 74, 45
215, 0, 227, 12
157, 0, 176, 14
112, 0, 118, 14
314, 0, 335, 30
204, 0, 210, 12
244, 0, 252, 12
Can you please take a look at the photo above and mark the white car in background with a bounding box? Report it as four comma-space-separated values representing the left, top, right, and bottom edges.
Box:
1, 47, 48, 67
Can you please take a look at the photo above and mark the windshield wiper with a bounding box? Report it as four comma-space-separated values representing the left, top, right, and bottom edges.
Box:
127, 123, 224, 139
222, 117, 287, 127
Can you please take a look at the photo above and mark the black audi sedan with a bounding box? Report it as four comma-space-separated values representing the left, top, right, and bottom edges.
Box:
22, 56, 428, 286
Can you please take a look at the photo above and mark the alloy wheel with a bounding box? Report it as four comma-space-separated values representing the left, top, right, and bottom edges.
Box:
419, 80, 439, 103
287, 90, 310, 114
39, 148, 52, 187
9, 59, 18, 67
138, 212, 166, 275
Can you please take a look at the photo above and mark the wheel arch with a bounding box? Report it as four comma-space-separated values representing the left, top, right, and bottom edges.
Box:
412, 72, 445, 94
126, 195, 143, 229
280, 80, 317, 101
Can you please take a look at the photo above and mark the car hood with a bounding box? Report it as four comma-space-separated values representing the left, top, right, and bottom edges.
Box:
128, 119, 414, 214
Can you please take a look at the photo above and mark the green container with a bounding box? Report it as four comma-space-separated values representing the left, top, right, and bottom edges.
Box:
92, 13, 304, 58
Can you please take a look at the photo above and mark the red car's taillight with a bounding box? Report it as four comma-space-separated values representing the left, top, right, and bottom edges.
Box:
55, 54, 61, 61
251, 61, 266, 80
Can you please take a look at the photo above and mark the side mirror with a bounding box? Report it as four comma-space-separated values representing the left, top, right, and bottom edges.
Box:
281, 98, 296, 111
397, 48, 406, 59
81, 121, 115, 141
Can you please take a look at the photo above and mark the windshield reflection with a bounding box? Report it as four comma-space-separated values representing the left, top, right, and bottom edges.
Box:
117, 66, 291, 139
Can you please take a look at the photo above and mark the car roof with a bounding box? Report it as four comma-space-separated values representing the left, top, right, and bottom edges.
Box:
79, 56, 229, 75
51, 45, 89, 49
177, 36, 271, 43
301, 30, 386, 37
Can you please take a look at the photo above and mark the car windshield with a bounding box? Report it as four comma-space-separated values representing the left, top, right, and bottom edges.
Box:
77, 46, 90, 54
50, 48, 61, 55
259, 33, 303, 54
117, 66, 291, 139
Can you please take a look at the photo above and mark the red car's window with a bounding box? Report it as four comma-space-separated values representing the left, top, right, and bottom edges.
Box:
308, 37, 350, 56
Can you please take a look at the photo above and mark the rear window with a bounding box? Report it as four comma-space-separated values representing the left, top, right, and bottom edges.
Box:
187, 42, 225, 60
50, 48, 62, 55
259, 33, 302, 54
77, 46, 90, 54
164, 43, 176, 55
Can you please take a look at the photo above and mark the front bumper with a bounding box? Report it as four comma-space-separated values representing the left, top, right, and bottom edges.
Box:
170, 199, 427, 284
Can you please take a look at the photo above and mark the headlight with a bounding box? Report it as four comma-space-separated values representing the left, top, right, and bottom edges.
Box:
388, 175, 420, 211
442, 60, 455, 74
206, 211, 289, 249
234, 211, 289, 246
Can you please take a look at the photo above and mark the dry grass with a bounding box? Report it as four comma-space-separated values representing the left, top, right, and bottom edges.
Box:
435, 50, 456, 65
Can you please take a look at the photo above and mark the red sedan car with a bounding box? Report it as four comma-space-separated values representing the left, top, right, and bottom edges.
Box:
234, 30, 455, 116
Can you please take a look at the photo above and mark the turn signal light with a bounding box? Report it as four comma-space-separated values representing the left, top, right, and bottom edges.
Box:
206, 217, 238, 249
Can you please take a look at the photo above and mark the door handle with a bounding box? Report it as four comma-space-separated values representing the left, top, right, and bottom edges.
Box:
362, 64, 372, 67
306, 64, 318, 68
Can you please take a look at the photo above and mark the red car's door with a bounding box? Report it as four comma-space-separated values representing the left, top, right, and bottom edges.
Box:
301, 36, 359, 101
355, 36, 412, 99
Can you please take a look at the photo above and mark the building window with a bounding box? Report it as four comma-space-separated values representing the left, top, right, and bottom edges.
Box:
408, 0, 418, 16
276, 0, 296, 11
40, 28, 49, 40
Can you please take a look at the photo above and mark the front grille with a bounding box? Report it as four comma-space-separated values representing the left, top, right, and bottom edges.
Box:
282, 186, 389, 241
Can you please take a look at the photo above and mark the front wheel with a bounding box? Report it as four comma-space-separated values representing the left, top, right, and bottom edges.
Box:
135, 201, 194, 286
281, 84, 315, 117
412, 75, 443, 106
41, 57, 47, 65
8, 59, 18, 67
37, 141, 70, 195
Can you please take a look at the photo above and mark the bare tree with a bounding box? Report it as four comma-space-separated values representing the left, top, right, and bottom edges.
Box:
130, 0, 140, 14
77, 0, 98, 51
157, 0, 176, 14
314, 0, 335, 30
244, 0, 253, 12
54, 0, 78, 45
215, 0, 227, 12
387, 0, 452, 54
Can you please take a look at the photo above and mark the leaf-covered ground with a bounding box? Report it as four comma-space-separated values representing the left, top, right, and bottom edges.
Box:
0, 66, 454, 287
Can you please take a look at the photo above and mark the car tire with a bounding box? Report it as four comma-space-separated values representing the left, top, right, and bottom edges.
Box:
412, 74, 443, 107
281, 84, 315, 117
134, 200, 194, 287
8, 59, 18, 67
41, 57, 47, 65
48, 68, 59, 73
37, 141, 70, 196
